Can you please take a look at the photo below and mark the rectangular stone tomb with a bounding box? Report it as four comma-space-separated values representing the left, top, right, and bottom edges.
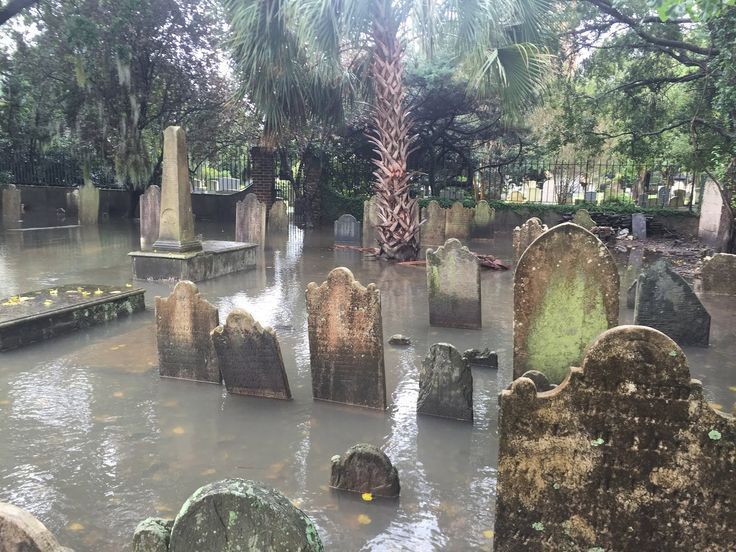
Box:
130, 241, 257, 282
0, 284, 145, 351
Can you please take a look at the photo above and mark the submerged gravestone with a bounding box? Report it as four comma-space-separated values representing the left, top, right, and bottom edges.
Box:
330, 444, 400, 497
420, 200, 446, 246
572, 208, 595, 230
0, 502, 71, 552
133, 518, 171, 552
631, 212, 646, 239
444, 202, 474, 241
168, 479, 324, 552
512, 217, 548, 262
78, 180, 100, 226
634, 260, 710, 346
155, 281, 220, 383
701, 253, 736, 295
65, 189, 79, 219
235, 193, 266, 244
268, 200, 288, 232
495, 325, 736, 551
211, 309, 291, 399
471, 200, 495, 239
417, 343, 473, 422
334, 214, 361, 243
1, 184, 21, 229
140, 185, 160, 251
463, 348, 498, 369
427, 238, 481, 329
306, 267, 386, 409
698, 180, 733, 252
362, 195, 380, 249
514, 223, 619, 383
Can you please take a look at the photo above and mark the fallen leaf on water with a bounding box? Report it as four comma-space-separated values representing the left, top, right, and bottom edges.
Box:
110, 290, 121, 295
200, 468, 216, 476
67, 522, 85, 532
94, 288, 104, 296
709, 402, 724, 411
729, 386, 736, 393
291, 498, 303, 508
43, 300, 53, 306
112, 391, 124, 398
361, 492, 373, 502
49, 289, 58, 296
125, 283, 133, 288
483, 530, 494, 539
0, 399, 10, 405
357, 514, 371, 525
163, 400, 178, 407
172, 426, 186, 435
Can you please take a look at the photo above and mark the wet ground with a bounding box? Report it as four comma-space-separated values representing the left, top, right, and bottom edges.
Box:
0, 220, 734, 551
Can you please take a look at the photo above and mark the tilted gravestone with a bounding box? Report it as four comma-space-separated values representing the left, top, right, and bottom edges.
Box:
155, 281, 220, 383
78, 180, 100, 226
211, 309, 291, 399
330, 443, 400, 497
306, 267, 386, 409
701, 253, 736, 294
1, 184, 21, 229
634, 260, 710, 346
334, 214, 361, 244
268, 199, 288, 232
495, 325, 736, 551
444, 202, 474, 241
631, 212, 646, 239
235, 193, 266, 245
512, 217, 548, 262
471, 199, 495, 239
514, 223, 619, 384
698, 180, 733, 252
0, 502, 72, 552
417, 343, 473, 422
572, 208, 595, 230
419, 200, 446, 246
139, 185, 160, 251
362, 195, 380, 249
427, 239, 481, 329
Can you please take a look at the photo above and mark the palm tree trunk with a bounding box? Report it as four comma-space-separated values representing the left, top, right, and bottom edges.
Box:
368, 0, 419, 261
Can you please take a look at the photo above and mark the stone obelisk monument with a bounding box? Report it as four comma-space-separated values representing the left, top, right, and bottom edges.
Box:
153, 126, 202, 253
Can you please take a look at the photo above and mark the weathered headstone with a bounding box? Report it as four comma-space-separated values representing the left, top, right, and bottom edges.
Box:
463, 348, 498, 369
701, 253, 736, 294
495, 325, 736, 551
0, 502, 71, 552
508, 191, 524, 202
153, 126, 201, 252
657, 186, 670, 207
235, 193, 266, 245
330, 444, 400, 497
514, 223, 619, 383
139, 185, 160, 251
155, 281, 220, 383
65, 188, 79, 219
698, 180, 733, 252
631, 212, 646, 239
268, 199, 288, 232
417, 343, 473, 422
334, 214, 361, 244
572, 208, 595, 230
306, 267, 386, 409
519, 369, 554, 392
512, 217, 548, 262
78, 180, 100, 226
444, 202, 474, 241
133, 518, 172, 552
419, 200, 446, 246
211, 309, 291, 399
168, 479, 324, 552
471, 200, 495, 239
634, 260, 710, 346
427, 238, 481, 329
362, 195, 380, 249
1, 184, 21, 229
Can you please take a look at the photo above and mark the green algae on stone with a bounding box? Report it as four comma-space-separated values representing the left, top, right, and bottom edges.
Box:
133, 517, 172, 552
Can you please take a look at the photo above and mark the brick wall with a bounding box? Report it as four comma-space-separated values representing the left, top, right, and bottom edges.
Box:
250, 146, 275, 209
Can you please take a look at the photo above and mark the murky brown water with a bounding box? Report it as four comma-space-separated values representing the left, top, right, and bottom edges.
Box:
0, 220, 734, 551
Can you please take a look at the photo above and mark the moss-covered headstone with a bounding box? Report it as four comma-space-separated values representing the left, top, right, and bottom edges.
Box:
330, 443, 400, 497
419, 200, 446, 246
701, 253, 736, 295
417, 343, 473, 421
512, 217, 548, 262
471, 200, 495, 239
571, 208, 595, 230
427, 238, 481, 329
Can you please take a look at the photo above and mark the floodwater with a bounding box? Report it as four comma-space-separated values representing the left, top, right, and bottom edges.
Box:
0, 220, 734, 551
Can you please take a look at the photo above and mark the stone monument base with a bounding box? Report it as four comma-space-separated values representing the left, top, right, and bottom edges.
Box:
129, 240, 257, 281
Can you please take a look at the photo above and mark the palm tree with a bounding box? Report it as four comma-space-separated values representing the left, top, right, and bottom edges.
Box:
226, 0, 551, 260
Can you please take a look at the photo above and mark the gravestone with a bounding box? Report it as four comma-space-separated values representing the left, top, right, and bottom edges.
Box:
471, 200, 495, 239
268, 199, 288, 232
78, 180, 100, 226
155, 281, 220, 383
1, 184, 21, 229
463, 348, 498, 369
444, 202, 474, 241
330, 444, 400, 497
426, 238, 481, 329
139, 185, 160, 251
698, 180, 733, 252
235, 193, 266, 244
584, 190, 597, 203
519, 369, 554, 392
334, 214, 361, 244
514, 223, 619, 383
362, 195, 380, 249
417, 343, 473, 422
512, 217, 548, 262
495, 325, 736, 551
572, 209, 595, 230
634, 260, 710, 346
65, 189, 79, 219
306, 267, 386, 409
133, 518, 171, 552
211, 309, 291, 399
657, 186, 670, 207
508, 191, 524, 202
669, 195, 683, 208
631, 212, 646, 239
419, 200, 446, 246
701, 253, 736, 295
153, 126, 201, 252
168, 479, 324, 552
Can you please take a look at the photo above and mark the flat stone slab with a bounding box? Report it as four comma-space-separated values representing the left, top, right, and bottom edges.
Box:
130, 240, 257, 282
0, 284, 144, 351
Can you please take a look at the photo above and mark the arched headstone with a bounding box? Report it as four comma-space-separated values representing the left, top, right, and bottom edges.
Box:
235, 193, 266, 244
572, 208, 595, 230
471, 200, 495, 238
334, 214, 361, 244
268, 200, 288, 232
330, 444, 400, 497
512, 217, 548, 262
444, 202, 474, 241
78, 180, 100, 226
427, 238, 481, 329
419, 200, 446, 246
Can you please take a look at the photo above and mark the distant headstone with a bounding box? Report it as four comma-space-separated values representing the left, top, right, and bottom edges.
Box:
168, 479, 324, 552
133, 518, 172, 552
463, 348, 498, 369
155, 281, 220, 383
1, 184, 21, 229
235, 193, 266, 244
572, 209, 595, 230
657, 186, 670, 207
268, 200, 288, 232
633, 260, 710, 346
512, 217, 548, 262
330, 444, 400, 497
519, 369, 554, 392
417, 343, 473, 422
584, 190, 597, 203
139, 185, 160, 251
211, 309, 291, 399
306, 267, 386, 409
631, 212, 646, 239
427, 238, 481, 329
471, 200, 495, 239
508, 191, 524, 202
334, 214, 361, 244
0, 502, 71, 552
701, 253, 736, 295
495, 326, 736, 552
669, 195, 683, 208
78, 180, 100, 225
419, 200, 446, 246
362, 195, 380, 249
65, 189, 80, 219
444, 202, 474, 241
514, 223, 619, 383
698, 180, 733, 252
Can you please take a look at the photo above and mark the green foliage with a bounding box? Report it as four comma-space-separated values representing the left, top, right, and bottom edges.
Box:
320, 186, 366, 225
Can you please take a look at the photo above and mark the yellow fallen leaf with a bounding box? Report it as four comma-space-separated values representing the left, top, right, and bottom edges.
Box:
112, 391, 124, 398
200, 468, 216, 476
361, 492, 373, 502
483, 530, 494, 539
67, 522, 85, 532
709, 402, 724, 411
729, 386, 736, 393
49, 289, 58, 296
94, 288, 104, 296
43, 300, 53, 306
125, 283, 133, 288
291, 498, 303, 508
172, 426, 185, 435
81, 291, 90, 297
357, 514, 371, 525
